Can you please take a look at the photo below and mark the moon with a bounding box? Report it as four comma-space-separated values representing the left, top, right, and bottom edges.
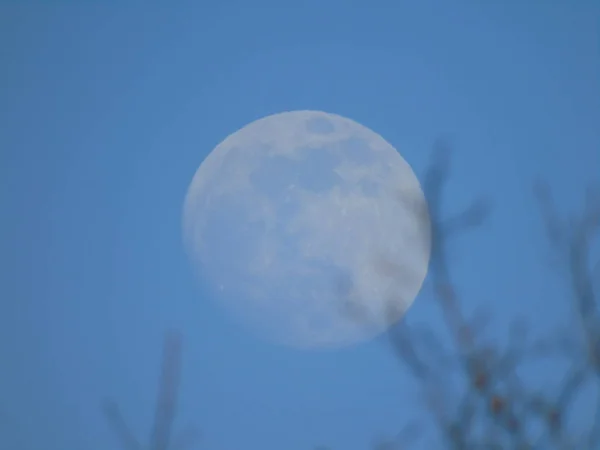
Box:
183, 110, 431, 349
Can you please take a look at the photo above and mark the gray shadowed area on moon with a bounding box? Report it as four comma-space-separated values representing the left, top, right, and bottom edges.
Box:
250, 147, 341, 197
305, 116, 336, 135
248, 137, 382, 222
251, 137, 380, 196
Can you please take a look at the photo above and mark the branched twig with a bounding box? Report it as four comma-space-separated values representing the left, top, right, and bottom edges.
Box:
104, 330, 198, 450
374, 140, 599, 449
150, 331, 183, 450
102, 399, 143, 450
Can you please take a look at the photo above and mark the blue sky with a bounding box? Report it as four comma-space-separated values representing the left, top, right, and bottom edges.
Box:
1, 2, 598, 449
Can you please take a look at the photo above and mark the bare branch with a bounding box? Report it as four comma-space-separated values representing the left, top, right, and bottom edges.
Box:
150, 331, 183, 450
103, 331, 196, 450
377, 141, 598, 448
102, 399, 143, 450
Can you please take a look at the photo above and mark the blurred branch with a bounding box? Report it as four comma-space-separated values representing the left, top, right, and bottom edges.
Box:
371, 139, 599, 448
535, 182, 600, 448
104, 330, 198, 450
150, 331, 183, 450
102, 399, 143, 450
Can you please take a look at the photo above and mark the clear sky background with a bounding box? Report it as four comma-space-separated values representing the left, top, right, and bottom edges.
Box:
1, 2, 598, 450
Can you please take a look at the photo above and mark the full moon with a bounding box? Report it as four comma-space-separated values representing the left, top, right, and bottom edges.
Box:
183, 110, 431, 349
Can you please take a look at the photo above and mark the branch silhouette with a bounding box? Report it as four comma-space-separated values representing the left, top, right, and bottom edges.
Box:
103, 330, 199, 450
326, 139, 599, 449
382, 142, 599, 449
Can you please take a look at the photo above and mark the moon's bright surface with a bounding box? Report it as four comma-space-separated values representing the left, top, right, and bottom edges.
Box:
183, 110, 431, 349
